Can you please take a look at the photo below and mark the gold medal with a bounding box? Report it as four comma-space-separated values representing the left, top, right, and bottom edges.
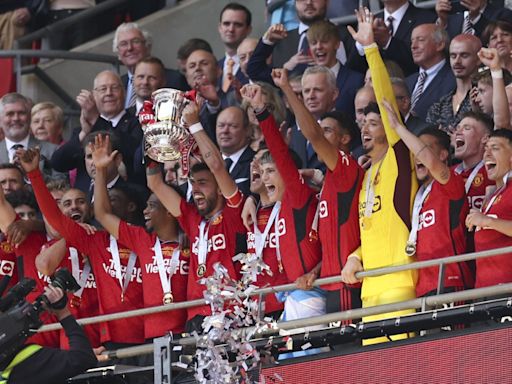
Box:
308, 230, 318, 242
70, 295, 81, 308
405, 241, 416, 257
163, 292, 174, 305
362, 217, 372, 230
197, 263, 207, 277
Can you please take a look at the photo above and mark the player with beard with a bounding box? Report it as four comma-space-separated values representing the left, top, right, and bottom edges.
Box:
382, 102, 473, 298
271, 67, 364, 321
91, 134, 188, 339
19, 147, 145, 352
241, 83, 325, 339
243, 147, 288, 317
146, 102, 247, 333
466, 129, 512, 288
341, 8, 418, 345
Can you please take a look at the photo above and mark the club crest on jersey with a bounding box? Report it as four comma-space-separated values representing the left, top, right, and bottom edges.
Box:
106, 247, 132, 259
0, 260, 14, 276
473, 173, 483, 187
319, 201, 328, 218
211, 214, 223, 226
1, 241, 13, 253
418, 209, 435, 230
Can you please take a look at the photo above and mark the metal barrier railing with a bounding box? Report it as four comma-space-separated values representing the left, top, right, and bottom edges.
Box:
39, 245, 512, 333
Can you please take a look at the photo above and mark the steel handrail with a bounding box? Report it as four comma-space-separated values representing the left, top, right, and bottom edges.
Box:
38, 245, 512, 332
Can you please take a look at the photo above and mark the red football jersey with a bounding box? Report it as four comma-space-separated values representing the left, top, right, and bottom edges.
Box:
178, 194, 246, 320
28, 169, 145, 344
246, 204, 288, 314
42, 239, 101, 348
0, 235, 17, 296
318, 150, 363, 294
118, 221, 189, 338
256, 111, 322, 282
415, 171, 473, 297
453, 163, 494, 210
16, 231, 60, 348
474, 184, 512, 288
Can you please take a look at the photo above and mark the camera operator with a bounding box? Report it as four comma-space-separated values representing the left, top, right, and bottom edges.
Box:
0, 284, 97, 384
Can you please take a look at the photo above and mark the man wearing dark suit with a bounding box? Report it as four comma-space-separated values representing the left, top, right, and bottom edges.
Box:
406, 24, 456, 121
348, 0, 436, 76
436, 0, 512, 39
113, 22, 188, 110
0, 93, 62, 180
128, 56, 167, 116
391, 77, 429, 135
247, 0, 352, 83
51, 71, 143, 193
217, 3, 252, 91
290, 66, 340, 171
216, 106, 255, 196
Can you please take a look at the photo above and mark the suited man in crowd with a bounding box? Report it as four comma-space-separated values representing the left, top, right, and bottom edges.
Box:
130, 56, 167, 116
216, 106, 254, 196
113, 22, 188, 109
349, 0, 436, 76
51, 71, 143, 192
406, 23, 455, 121
436, 0, 512, 39
0, 93, 61, 179
290, 66, 338, 171
247, 0, 352, 82
217, 3, 252, 90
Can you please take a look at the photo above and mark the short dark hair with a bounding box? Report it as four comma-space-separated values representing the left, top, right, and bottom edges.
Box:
6, 189, 38, 211
220, 3, 252, 26
177, 38, 213, 61
0, 163, 24, 179
321, 111, 359, 144
482, 20, 512, 46
489, 128, 512, 144
419, 126, 451, 152
459, 111, 494, 133
82, 131, 121, 152
190, 162, 212, 176
363, 101, 380, 116
136, 56, 166, 76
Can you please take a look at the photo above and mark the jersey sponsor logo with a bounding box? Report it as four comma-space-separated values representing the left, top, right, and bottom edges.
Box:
102, 259, 143, 283
418, 209, 436, 230
145, 254, 189, 276
358, 196, 382, 218
191, 234, 227, 255
247, 231, 278, 251
319, 200, 328, 218
37, 271, 52, 284
0, 260, 14, 277
468, 195, 484, 210
277, 218, 286, 236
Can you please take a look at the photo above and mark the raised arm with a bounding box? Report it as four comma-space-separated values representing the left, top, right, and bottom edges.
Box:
348, 7, 402, 146
91, 134, 121, 239
382, 99, 450, 184
146, 160, 182, 218
182, 102, 238, 198
35, 238, 68, 276
478, 47, 511, 130
0, 182, 16, 233
272, 68, 340, 171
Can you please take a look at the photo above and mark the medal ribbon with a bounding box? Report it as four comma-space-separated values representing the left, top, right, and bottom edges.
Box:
197, 211, 222, 268
406, 180, 434, 254
154, 238, 181, 295
482, 172, 511, 214
455, 161, 484, 193
109, 235, 137, 300
364, 160, 384, 218
254, 202, 281, 259
69, 247, 91, 298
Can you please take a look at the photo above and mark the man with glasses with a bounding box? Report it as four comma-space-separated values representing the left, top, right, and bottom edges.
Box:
113, 22, 188, 109
50, 71, 144, 192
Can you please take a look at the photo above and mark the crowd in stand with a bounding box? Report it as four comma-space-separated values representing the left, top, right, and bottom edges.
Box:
1, 0, 512, 367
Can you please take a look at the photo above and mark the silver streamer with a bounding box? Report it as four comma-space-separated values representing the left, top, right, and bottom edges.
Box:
194, 253, 274, 383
